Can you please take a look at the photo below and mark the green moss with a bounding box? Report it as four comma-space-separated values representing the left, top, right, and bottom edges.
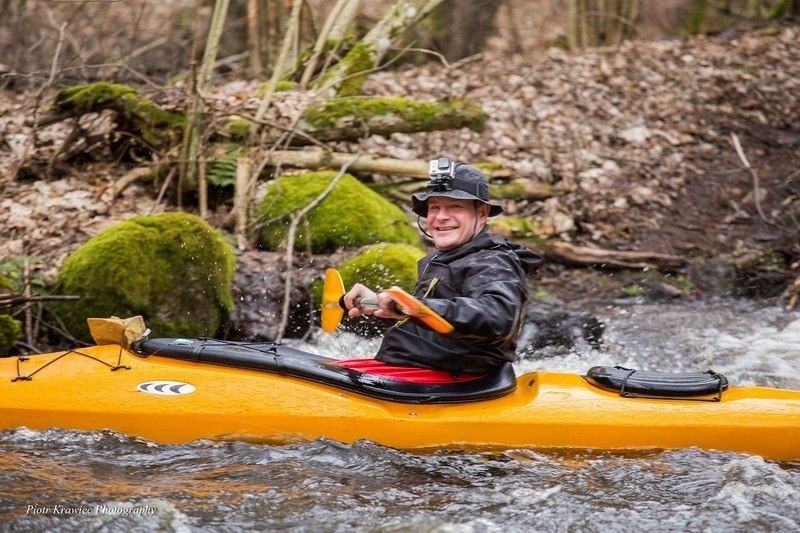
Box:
621, 283, 645, 297
257, 80, 298, 95
258, 171, 420, 253
0, 273, 12, 292
55, 212, 235, 341
490, 182, 527, 200
681, 0, 708, 34
543, 35, 570, 49
680, 0, 733, 35
333, 41, 374, 96
768, 0, 795, 18
532, 288, 554, 302
55, 82, 184, 148
0, 314, 22, 354
227, 118, 252, 139
311, 243, 425, 303
473, 161, 506, 178
669, 275, 695, 296
338, 243, 424, 291
303, 96, 486, 134
489, 216, 541, 239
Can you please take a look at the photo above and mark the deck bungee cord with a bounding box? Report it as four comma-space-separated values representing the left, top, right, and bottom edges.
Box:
12, 345, 130, 383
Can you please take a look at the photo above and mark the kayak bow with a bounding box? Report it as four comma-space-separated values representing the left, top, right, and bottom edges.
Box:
1, 341, 799, 460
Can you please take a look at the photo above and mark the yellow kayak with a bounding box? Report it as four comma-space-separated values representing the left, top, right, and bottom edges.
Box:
1, 338, 799, 461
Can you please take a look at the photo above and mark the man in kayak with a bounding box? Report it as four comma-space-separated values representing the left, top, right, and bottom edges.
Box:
343, 157, 542, 374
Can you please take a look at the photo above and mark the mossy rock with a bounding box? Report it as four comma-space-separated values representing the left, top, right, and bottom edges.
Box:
0, 314, 21, 354
55, 82, 184, 149
311, 243, 425, 304
55, 212, 235, 341
258, 171, 420, 253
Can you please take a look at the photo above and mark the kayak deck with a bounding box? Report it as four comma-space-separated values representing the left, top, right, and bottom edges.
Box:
133, 337, 518, 403
1, 344, 799, 460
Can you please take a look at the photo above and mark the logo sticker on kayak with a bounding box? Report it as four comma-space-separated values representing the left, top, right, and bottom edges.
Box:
137, 381, 196, 396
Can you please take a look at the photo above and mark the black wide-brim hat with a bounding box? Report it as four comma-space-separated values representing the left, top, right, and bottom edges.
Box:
412, 163, 503, 217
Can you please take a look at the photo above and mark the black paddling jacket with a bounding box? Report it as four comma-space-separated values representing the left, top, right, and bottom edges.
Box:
375, 228, 542, 374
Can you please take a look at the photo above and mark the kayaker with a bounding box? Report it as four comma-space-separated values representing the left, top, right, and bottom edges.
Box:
343, 157, 542, 374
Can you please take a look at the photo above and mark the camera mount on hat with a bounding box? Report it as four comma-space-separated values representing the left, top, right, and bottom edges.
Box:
427, 157, 456, 191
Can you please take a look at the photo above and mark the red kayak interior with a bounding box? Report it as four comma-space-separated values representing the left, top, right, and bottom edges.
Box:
331, 358, 484, 384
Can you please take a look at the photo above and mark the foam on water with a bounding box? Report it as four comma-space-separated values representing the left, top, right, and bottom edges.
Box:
2, 300, 799, 531
515, 301, 800, 389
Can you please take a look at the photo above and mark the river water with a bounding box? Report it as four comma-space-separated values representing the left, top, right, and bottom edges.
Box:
1, 300, 799, 532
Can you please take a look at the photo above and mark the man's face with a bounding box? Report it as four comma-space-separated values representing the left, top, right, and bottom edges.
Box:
426, 196, 488, 251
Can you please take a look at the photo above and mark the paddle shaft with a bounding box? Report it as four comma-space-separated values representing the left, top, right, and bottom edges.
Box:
338, 295, 399, 313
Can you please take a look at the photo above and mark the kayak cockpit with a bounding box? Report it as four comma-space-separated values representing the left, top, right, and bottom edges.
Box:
133, 337, 517, 404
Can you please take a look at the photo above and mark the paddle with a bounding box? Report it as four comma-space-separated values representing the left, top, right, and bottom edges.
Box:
320, 268, 454, 334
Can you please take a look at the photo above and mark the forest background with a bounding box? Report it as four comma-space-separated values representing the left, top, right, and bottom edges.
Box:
0, 0, 798, 354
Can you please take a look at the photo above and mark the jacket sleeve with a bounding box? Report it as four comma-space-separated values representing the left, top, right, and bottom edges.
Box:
420, 251, 527, 345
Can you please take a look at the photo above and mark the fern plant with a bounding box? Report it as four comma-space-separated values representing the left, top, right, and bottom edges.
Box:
207, 145, 244, 187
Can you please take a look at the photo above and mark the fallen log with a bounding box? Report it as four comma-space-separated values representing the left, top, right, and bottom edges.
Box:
297, 96, 486, 142
43, 82, 184, 150
43, 84, 485, 151
254, 150, 512, 179
538, 241, 686, 271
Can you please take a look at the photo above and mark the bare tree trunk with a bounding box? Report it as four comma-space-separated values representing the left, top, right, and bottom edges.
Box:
317, 0, 444, 96
233, 153, 251, 250
428, 0, 501, 60
251, 0, 303, 133
246, 0, 265, 78
265, 0, 286, 66
568, 0, 639, 50
328, 0, 361, 38
299, 0, 349, 89
179, 0, 230, 192
567, 0, 581, 50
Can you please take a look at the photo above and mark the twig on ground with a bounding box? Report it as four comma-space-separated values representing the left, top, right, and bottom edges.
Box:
152, 167, 177, 211
104, 167, 152, 201
730, 132, 770, 223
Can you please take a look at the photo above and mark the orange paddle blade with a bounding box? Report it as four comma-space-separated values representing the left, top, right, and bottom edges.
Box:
384, 286, 454, 334
321, 268, 345, 333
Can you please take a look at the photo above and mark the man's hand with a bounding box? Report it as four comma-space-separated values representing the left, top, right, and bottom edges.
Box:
343, 283, 378, 318
374, 291, 406, 320
343, 284, 407, 320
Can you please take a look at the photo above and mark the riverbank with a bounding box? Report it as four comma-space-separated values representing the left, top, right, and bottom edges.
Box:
1, 25, 798, 343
